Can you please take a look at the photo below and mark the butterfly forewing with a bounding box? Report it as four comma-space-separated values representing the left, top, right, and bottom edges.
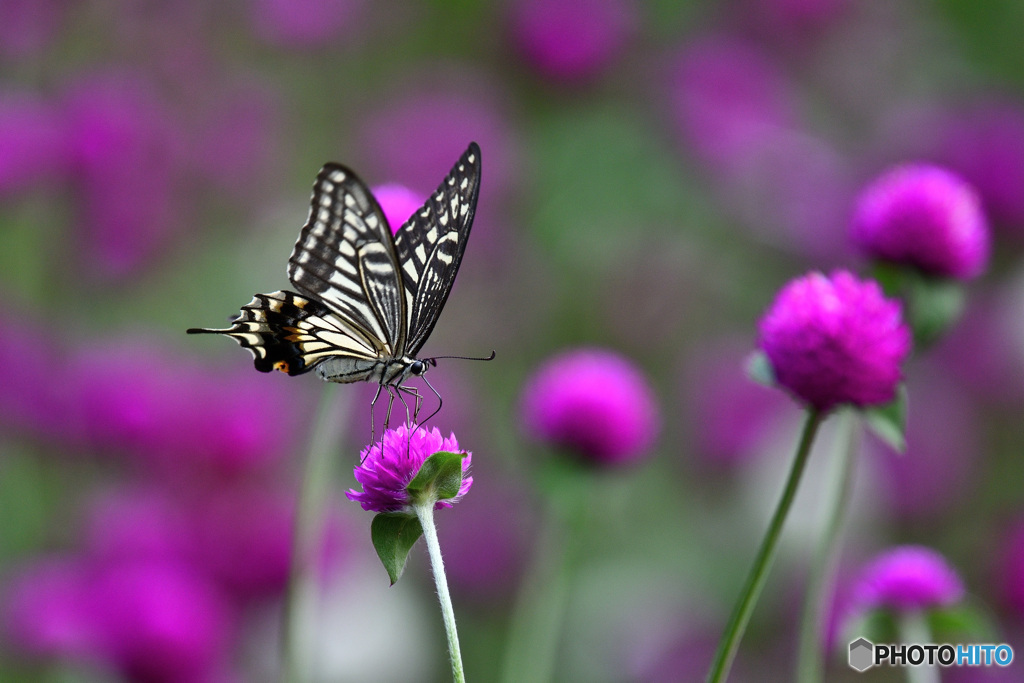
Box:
287, 164, 405, 355
393, 142, 481, 355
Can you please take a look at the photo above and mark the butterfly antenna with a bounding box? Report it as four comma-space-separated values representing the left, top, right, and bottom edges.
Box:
426, 350, 496, 363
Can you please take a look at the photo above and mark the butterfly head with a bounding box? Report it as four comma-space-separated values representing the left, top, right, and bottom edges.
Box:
410, 358, 437, 376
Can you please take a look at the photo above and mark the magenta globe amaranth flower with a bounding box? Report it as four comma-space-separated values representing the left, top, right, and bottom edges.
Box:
346, 423, 472, 513
852, 545, 965, 613
758, 270, 911, 412
521, 348, 660, 465
851, 164, 990, 280
372, 183, 423, 235
508, 0, 636, 82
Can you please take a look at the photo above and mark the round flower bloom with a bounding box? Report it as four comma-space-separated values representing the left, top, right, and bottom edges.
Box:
851, 163, 990, 280
372, 183, 422, 235
758, 270, 911, 412
520, 348, 660, 465
346, 423, 472, 513
508, 0, 636, 82
852, 545, 965, 613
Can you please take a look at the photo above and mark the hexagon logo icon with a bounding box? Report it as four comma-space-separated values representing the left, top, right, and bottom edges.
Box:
849, 637, 874, 672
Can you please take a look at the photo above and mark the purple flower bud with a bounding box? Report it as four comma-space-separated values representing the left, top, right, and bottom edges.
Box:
852, 545, 965, 613
372, 183, 423, 235
521, 348, 660, 465
346, 423, 472, 513
508, 0, 636, 82
851, 164, 990, 280
758, 270, 911, 412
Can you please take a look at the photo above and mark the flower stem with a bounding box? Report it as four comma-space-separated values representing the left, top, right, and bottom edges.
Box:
900, 611, 939, 683
706, 409, 824, 683
283, 384, 350, 683
797, 409, 860, 683
414, 501, 466, 683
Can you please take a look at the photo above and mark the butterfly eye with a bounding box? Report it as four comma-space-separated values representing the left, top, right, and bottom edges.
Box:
411, 360, 428, 375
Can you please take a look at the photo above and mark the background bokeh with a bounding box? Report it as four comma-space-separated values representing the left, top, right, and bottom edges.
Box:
2, 1, 1024, 681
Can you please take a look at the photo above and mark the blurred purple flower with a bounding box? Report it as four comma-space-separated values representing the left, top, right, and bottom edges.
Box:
997, 519, 1024, 619
521, 348, 660, 465
346, 423, 472, 513
64, 70, 186, 280
70, 339, 299, 476
372, 183, 423, 235
190, 83, 282, 198
939, 101, 1024, 232
3, 557, 100, 660
508, 0, 636, 83
249, 0, 364, 48
669, 36, 797, 175
91, 561, 234, 683
851, 545, 965, 613
189, 486, 299, 602
851, 163, 990, 280
0, 0, 64, 60
682, 341, 792, 469
0, 308, 79, 442
0, 92, 67, 195
868, 372, 978, 519
83, 487, 196, 566
440, 471, 534, 602
758, 270, 911, 412
741, 0, 851, 40
931, 292, 1024, 407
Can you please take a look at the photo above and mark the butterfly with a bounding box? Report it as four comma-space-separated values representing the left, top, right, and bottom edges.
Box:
189, 141, 485, 427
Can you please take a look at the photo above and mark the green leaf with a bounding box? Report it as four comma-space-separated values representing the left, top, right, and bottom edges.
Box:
929, 601, 999, 642
407, 451, 467, 503
744, 350, 776, 388
370, 512, 424, 585
862, 386, 908, 454
907, 276, 966, 348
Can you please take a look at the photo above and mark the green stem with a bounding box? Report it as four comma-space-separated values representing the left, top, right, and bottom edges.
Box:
283, 384, 350, 683
900, 611, 939, 683
797, 409, 860, 683
706, 409, 824, 683
500, 458, 592, 683
415, 501, 466, 683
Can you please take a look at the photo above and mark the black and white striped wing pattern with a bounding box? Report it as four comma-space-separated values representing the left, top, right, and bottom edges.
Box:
393, 142, 481, 356
187, 290, 379, 376
287, 163, 406, 355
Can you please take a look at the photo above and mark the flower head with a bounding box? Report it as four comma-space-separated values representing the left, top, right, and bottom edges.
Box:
508, 0, 636, 83
521, 348, 660, 466
758, 270, 911, 412
851, 163, 990, 280
346, 423, 472, 513
852, 545, 965, 613
372, 183, 423, 235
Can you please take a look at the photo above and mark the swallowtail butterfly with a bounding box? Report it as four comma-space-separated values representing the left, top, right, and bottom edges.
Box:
188, 142, 483, 422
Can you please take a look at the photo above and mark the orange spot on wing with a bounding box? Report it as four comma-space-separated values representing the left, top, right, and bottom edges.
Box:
274, 361, 290, 373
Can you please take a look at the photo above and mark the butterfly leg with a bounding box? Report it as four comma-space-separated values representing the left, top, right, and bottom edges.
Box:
419, 374, 443, 427
369, 382, 386, 444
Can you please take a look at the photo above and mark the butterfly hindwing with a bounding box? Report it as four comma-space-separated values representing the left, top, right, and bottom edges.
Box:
187, 290, 379, 376
287, 164, 405, 355
393, 142, 481, 356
